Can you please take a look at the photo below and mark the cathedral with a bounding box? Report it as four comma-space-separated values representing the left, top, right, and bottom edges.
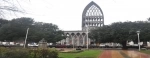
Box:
58, 1, 104, 46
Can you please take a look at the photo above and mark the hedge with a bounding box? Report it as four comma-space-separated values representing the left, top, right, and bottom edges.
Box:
0, 47, 58, 58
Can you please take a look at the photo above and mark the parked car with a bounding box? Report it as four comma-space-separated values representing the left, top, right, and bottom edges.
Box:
99, 44, 105, 48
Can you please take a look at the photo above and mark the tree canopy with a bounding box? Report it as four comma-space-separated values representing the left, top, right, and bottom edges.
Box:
0, 17, 64, 43
89, 21, 150, 48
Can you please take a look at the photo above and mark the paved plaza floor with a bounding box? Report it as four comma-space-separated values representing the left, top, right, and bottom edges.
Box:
99, 50, 150, 58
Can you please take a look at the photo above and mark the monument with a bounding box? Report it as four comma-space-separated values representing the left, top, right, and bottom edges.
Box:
38, 38, 47, 48
59, 1, 104, 46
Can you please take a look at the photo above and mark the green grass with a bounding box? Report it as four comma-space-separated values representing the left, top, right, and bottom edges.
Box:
59, 50, 102, 58
140, 50, 150, 54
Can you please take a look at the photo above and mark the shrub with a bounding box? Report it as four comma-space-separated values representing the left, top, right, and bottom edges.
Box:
0, 48, 58, 58
5, 49, 29, 58
29, 49, 58, 58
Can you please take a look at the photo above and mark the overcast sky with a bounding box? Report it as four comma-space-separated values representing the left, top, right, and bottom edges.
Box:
6, 0, 150, 31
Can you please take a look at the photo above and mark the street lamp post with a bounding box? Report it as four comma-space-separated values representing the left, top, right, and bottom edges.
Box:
86, 26, 89, 49
136, 30, 140, 51
24, 28, 29, 48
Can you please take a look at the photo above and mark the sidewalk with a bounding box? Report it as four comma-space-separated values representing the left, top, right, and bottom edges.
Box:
99, 50, 150, 58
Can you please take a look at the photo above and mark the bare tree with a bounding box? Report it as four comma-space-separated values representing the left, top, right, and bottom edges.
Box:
0, 0, 25, 18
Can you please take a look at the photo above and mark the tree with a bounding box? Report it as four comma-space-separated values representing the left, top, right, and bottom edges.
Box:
0, 17, 34, 41
89, 21, 150, 49
28, 22, 64, 43
0, 17, 64, 43
148, 17, 150, 22
0, 18, 9, 27
89, 25, 113, 43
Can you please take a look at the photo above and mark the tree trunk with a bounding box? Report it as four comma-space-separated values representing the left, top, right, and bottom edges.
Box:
25, 42, 28, 48
94, 39, 99, 44
143, 41, 147, 47
121, 41, 128, 50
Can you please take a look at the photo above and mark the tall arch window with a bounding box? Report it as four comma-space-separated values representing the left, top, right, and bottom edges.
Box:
82, 1, 104, 31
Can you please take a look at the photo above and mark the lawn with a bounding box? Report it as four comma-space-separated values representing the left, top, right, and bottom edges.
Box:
59, 50, 102, 58
140, 50, 150, 54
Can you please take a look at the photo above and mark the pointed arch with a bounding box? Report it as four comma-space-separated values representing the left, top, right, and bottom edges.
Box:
82, 1, 104, 31
82, 1, 104, 17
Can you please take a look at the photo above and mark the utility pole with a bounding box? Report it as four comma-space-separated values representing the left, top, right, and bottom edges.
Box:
137, 30, 140, 51
24, 28, 29, 48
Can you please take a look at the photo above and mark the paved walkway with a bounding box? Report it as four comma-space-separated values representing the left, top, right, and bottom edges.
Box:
99, 50, 150, 58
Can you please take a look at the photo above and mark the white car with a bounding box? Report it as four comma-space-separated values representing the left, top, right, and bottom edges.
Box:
132, 44, 139, 46
99, 44, 105, 47
28, 44, 38, 47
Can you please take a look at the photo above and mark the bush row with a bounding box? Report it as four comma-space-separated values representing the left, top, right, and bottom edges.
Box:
0, 47, 58, 58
